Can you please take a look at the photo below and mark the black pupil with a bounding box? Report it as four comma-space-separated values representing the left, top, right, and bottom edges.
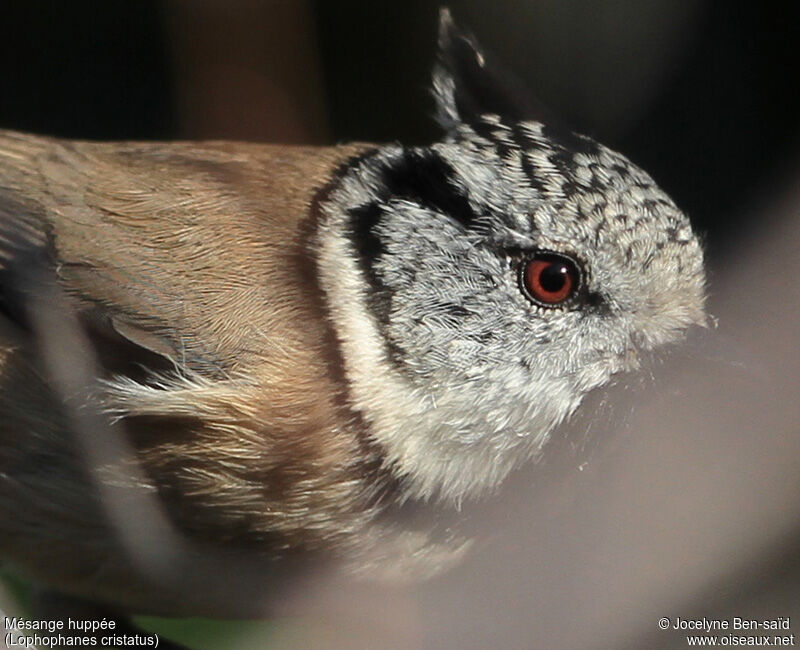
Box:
539, 263, 568, 292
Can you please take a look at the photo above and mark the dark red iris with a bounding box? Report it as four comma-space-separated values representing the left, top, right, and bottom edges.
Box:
521, 253, 580, 307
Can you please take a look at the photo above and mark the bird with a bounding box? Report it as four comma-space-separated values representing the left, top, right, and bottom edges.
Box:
0, 7, 705, 630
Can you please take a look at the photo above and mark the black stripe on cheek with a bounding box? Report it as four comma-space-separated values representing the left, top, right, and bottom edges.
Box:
345, 149, 476, 289
381, 151, 478, 229
346, 150, 477, 324
348, 201, 392, 326
350, 201, 385, 274
345, 150, 478, 371
347, 200, 408, 370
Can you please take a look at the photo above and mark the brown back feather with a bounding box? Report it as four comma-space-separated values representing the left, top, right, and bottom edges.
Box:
0, 131, 386, 604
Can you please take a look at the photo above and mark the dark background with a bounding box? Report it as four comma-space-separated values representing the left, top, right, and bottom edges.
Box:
0, 1, 798, 265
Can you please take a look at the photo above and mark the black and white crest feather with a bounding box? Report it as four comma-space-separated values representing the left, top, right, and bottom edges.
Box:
433, 8, 558, 133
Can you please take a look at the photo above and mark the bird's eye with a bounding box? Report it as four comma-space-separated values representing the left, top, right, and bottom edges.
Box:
519, 253, 581, 308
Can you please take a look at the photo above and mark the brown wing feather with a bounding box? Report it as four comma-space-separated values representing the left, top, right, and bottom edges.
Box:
1, 131, 366, 372
0, 130, 383, 609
